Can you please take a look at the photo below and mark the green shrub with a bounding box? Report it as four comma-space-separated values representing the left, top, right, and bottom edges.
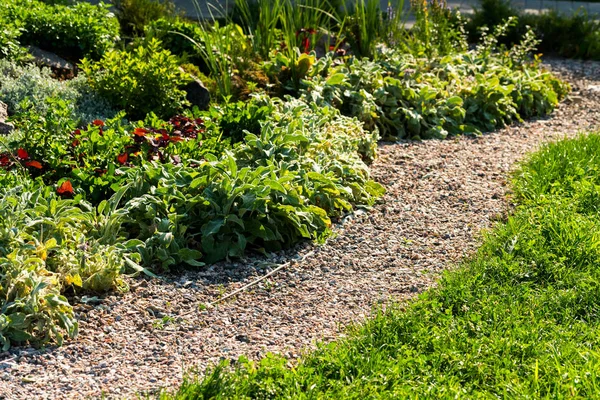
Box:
113, 0, 178, 37
531, 10, 600, 59
1, 0, 120, 60
209, 99, 274, 143
80, 39, 191, 120
0, 25, 28, 61
114, 96, 382, 267
466, 0, 522, 43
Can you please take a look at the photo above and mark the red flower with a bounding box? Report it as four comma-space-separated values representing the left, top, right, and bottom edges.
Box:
73, 129, 82, 136
72, 139, 80, 147
117, 153, 128, 165
169, 136, 184, 142
25, 160, 42, 169
57, 180, 74, 196
133, 127, 148, 137
92, 120, 105, 127
17, 148, 29, 159
301, 37, 310, 53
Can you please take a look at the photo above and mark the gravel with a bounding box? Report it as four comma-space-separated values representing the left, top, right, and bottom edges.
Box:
1, 58, 600, 400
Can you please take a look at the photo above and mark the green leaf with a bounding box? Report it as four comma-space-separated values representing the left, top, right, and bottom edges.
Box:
202, 218, 225, 237
326, 73, 346, 86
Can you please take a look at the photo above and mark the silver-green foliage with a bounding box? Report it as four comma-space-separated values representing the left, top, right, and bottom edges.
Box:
0, 60, 118, 125
0, 186, 131, 350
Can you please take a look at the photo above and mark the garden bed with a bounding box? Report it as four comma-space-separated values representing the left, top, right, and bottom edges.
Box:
0, 58, 598, 399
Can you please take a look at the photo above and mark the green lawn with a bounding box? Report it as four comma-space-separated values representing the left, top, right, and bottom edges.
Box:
160, 133, 600, 399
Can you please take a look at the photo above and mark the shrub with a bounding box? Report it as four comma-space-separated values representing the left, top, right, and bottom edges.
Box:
1, 0, 120, 61
113, 0, 178, 37
80, 39, 191, 120
0, 25, 28, 61
209, 99, 274, 143
0, 59, 117, 124
119, 96, 383, 266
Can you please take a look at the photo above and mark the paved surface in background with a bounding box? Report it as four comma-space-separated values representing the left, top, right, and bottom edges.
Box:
89, 0, 600, 20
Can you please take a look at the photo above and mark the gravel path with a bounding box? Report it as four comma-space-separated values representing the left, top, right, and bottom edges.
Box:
1, 58, 600, 400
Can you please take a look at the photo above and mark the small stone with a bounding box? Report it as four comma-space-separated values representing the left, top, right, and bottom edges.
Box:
180, 69, 210, 111
27, 45, 75, 79
235, 335, 250, 343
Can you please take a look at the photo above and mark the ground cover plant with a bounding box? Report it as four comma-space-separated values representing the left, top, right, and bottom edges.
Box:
158, 132, 600, 399
0, 0, 571, 352
300, 21, 568, 139
0, 59, 117, 124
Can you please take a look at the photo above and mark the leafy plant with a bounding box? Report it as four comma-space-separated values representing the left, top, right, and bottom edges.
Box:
0, 186, 131, 350
116, 96, 383, 266
466, 0, 600, 60
341, 0, 384, 59
234, 0, 285, 60
80, 39, 191, 120
0, 24, 28, 61
3, 101, 228, 203
180, 16, 250, 99
407, 0, 467, 56
300, 21, 568, 139
145, 18, 207, 68
209, 100, 274, 143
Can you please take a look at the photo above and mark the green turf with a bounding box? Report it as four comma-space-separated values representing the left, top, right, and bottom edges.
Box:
160, 133, 600, 399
